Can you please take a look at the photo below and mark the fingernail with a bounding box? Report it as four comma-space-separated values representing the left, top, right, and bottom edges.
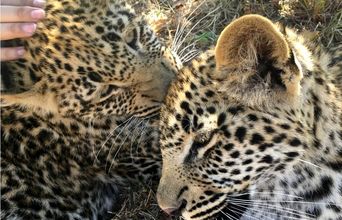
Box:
31, 9, 45, 20
22, 23, 37, 34
33, 0, 46, 8
17, 47, 25, 57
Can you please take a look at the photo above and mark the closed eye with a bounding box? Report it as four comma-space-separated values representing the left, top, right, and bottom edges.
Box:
126, 28, 139, 51
184, 130, 218, 163
100, 84, 119, 98
97, 84, 121, 103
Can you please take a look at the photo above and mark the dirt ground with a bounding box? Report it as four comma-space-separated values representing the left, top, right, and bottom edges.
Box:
115, 0, 341, 219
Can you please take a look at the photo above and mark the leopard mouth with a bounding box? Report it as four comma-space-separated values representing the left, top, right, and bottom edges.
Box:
171, 192, 251, 220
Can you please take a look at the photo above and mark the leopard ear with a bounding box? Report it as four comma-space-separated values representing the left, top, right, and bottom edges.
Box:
215, 14, 290, 71
211, 15, 303, 105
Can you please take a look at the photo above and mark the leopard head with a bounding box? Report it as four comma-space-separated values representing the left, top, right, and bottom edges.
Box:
157, 14, 339, 219
1, 0, 181, 119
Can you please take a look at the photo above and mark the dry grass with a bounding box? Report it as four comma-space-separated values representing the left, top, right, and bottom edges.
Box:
110, 182, 166, 220
130, 0, 341, 54
115, 0, 341, 219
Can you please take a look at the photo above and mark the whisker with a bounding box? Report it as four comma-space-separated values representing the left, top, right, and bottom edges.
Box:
298, 159, 324, 170
228, 205, 263, 220
171, 0, 206, 52
231, 204, 280, 220
180, 49, 199, 60
89, 118, 97, 161
172, 1, 208, 53
229, 199, 316, 219
172, 16, 192, 53
94, 115, 133, 163
231, 191, 304, 199
120, 117, 147, 162
181, 50, 200, 63
129, 118, 147, 159
178, 43, 197, 58
136, 122, 149, 148
173, 6, 220, 54
172, 18, 185, 53
230, 197, 329, 206
219, 210, 236, 220
104, 117, 136, 169
185, 0, 207, 23
108, 124, 137, 172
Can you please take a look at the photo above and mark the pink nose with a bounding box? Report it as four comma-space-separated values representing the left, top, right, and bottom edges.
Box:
162, 207, 179, 215
160, 199, 187, 216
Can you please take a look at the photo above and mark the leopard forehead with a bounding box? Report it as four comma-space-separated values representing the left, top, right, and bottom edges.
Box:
2, 0, 180, 118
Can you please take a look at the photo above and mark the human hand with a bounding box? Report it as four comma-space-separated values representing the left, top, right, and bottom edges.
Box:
0, 0, 45, 61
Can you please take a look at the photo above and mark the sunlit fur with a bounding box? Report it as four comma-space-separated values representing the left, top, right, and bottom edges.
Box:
1, 0, 181, 219
158, 15, 342, 220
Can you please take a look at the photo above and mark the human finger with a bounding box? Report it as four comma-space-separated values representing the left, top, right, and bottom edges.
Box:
0, 23, 36, 40
0, 47, 25, 61
0, 0, 45, 8
0, 6, 45, 22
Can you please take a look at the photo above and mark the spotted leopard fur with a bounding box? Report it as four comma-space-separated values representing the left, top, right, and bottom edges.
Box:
1, 0, 180, 219
157, 15, 342, 220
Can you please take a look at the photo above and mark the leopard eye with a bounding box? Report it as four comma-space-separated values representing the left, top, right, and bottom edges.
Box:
100, 84, 120, 99
184, 130, 218, 163
125, 28, 139, 51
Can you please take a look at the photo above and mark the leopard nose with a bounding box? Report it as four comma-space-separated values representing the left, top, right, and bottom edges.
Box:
162, 207, 178, 216
160, 199, 187, 216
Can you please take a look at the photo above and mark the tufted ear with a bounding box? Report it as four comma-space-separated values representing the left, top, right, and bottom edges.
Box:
215, 14, 290, 70
213, 15, 302, 103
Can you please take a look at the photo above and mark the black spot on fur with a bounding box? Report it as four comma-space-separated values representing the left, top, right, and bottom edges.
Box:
324, 161, 342, 172
217, 113, 226, 127
250, 133, 264, 145
88, 72, 103, 82
258, 143, 274, 152
190, 82, 197, 90
205, 90, 215, 97
224, 143, 234, 151
228, 106, 244, 115
300, 176, 333, 201
264, 126, 275, 133
272, 133, 287, 143
247, 114, 258, 121
64, 63, 73, 71
289, 138, 301, 147
306, 207, 322, 218
106, 32, 121, 42
207, 107, 216, 114
314, 104, 322, 121
185, 91, 193, 100
96, 26, 104, 34
230, 151, 240, 158
37, 129, 54, 143
181, 115, 191, 133
260, 155, 273, 164
285, 152, 300, 157
180, 101, 193, 115
235, 127, 246, 143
